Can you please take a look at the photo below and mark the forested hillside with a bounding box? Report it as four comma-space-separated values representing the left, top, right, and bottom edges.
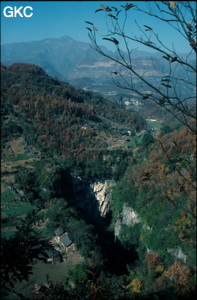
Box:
1, 63, 146, 179
1, 63, 196, 299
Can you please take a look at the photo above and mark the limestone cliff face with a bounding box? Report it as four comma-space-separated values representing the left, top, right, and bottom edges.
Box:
121, 203, 140, 227
70, 176, 115, 222
115, 203, 140, 238
114, 203, 187, 263
167, 247, 187, 263
90, 181, 115, 217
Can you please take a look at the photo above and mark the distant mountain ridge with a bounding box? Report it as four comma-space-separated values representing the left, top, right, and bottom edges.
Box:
1, 36, 111, 81
1, 36, 196, 94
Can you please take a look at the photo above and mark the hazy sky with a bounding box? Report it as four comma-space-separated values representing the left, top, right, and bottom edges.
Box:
1, 1, 195, 53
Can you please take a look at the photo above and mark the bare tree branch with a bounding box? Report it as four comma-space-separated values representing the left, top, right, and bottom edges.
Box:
86, 1, 196, 132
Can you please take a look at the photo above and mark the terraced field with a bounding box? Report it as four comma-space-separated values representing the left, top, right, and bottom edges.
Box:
1, 137, 39, 236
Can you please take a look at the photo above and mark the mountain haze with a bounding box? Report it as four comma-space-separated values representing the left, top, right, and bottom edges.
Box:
2, 35, 185, 94
1, 36, 112, 82
2, 36, 196, 96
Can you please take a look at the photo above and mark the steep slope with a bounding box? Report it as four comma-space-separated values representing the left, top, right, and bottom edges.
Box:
1, 63, 146, 178
1, 62, 196, 300
1, 36, 112, 82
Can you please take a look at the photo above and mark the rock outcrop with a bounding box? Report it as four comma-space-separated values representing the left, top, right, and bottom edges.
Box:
114, 203, 187, 263
167, 247, 187, 263
114, 203, 140, 239
121, 203, 140, 227
70, 176, 115, 222
90, 181, 115, 217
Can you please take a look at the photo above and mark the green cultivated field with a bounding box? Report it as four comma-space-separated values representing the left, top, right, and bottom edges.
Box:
146, 120, 161, 134
2, 154, 34, 162
1, 190, 37, 217
11, 259, 82, 299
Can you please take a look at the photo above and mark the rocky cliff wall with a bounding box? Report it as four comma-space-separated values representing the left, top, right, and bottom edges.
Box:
70, 176, 115, 222
114, 203, 140, 239
114, 203, 187, 263
90, 181, 115, 217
